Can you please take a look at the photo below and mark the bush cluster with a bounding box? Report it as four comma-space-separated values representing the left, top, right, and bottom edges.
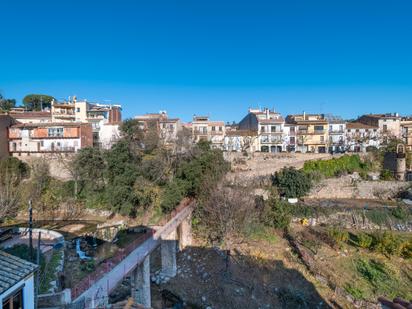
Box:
353, 231, 412, 259
303, 155, 369, 178
272, 167, 312, 198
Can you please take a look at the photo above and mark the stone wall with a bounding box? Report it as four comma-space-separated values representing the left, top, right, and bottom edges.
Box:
307, 175, 409, 200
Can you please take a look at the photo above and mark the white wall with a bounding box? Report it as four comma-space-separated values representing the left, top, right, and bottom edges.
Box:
0, 274, 35, 309
99, 124, 120, 149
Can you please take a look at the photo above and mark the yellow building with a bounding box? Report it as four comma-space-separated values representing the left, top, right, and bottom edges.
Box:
285, 113, 329, 153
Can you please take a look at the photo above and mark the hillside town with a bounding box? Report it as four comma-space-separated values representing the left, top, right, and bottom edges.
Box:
1, 96, 412, 160
1, 95, 412, 309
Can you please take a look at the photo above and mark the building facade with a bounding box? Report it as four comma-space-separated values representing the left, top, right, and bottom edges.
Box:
285, 113, 329, 153
8, 122, 93, 156
346, 122, 380, 152
223, 129, 259, 152
325, 115, 346, 153
51, 97, 122, 149
238, 108, 286, 152
134, 111, 182, 146
192, 116, 226, 149
0, 115, 15, 159
358, 113, 401, 142
401, 117, 412, 151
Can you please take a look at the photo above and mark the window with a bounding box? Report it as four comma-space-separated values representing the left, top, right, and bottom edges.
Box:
339, 125, 343, 132
329, 125, 332, 131
260, 135, 269, 143
314, 125, 324, 132
289, 137, 295, 144
48, 127, 63, 137
219, 126, 223, 132
212, 126, 216, 131
260, 126, 265, 133
290, 126, 295, 133
2, 288, 23, 309
320, 136, 324, 142
383, 124, 388, 132
76, 108, 80, 112
271, 126, 276, 132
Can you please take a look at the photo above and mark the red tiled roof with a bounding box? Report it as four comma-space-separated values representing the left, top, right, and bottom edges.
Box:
346, 122, 378, 129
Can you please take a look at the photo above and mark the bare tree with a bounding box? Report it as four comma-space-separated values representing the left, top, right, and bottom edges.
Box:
0, 169, 21, 219
200, 183, 257, 248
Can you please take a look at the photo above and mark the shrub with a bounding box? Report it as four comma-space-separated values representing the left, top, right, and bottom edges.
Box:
380, 169, 394, 180
372, 231, 402, 256
391, 206, 410, 221
262, 196, 292, 230
272, 167, 312, 198
303, 155, 368, 178
355, 258, 392, 293
357, 232, 373, 249
160, 179, 190, 213
400, 239, 412, 259
327, 227, 349, 246
344, 283, 365, 300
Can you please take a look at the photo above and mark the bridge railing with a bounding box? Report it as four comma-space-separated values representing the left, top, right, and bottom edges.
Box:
70, 198, 194, 301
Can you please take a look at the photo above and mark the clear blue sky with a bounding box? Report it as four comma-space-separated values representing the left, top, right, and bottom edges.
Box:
1, 0, 411, 122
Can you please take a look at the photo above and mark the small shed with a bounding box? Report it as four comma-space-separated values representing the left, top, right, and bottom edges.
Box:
0, 250, 38, 309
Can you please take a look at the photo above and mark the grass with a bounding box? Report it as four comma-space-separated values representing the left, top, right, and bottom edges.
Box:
40, 249, 64, 293
245, 223, 278, 244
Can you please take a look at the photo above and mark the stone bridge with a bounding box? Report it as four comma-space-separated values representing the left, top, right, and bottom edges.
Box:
72, 199, 194, 309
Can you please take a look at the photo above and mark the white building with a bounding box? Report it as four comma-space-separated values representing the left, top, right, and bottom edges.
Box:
223, 130, 259, 152
0, 250, 38, 309
325, 115, 346, 153
238, 108, 286, 152
346, 122, 380, 152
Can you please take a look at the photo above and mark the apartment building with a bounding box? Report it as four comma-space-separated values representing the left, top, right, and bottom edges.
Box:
192, 115, 226, 148
8, 122, 93, 156
223, 129, 259, 152
134, 111, 182, 145
51, 97, 122, 149
285, 113, 328, 153
238, 108, 285, 152
325, 115, 346, 153
358, 113, 401, 142
346, 122, 380, 152
401, 117, 412, 151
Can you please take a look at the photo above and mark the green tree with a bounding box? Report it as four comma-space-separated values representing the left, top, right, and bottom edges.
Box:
0, 94, 16, 111
23, 94, 55, 111
272, 167, 312, 198
73, 147, 106, 192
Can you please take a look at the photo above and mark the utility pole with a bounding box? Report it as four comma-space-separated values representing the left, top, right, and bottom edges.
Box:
35, 232, 41, 309
29, 200, 33, 262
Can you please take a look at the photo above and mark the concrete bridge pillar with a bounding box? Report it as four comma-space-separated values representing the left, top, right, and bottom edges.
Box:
131, 255, 151, 308
178, 213, 192, 251
161, 230, 177, 277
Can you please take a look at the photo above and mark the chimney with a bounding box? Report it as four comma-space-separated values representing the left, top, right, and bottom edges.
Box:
303, 111, 306, 120
265, 108, 270, 119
